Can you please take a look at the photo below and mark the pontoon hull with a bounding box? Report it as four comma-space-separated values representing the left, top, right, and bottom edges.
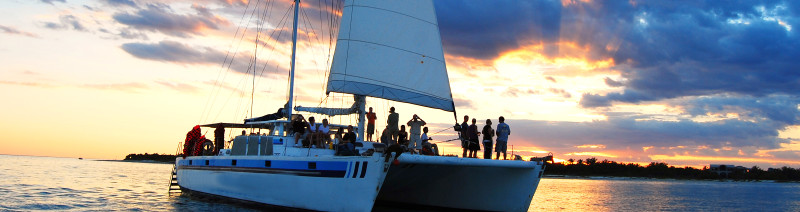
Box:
377, 155, 544, 211
177, 155, 389, 212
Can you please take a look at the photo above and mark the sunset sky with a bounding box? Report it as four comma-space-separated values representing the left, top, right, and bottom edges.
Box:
1, 0, 799, 169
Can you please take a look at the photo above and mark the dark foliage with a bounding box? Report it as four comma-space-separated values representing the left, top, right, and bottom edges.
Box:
123, 153, 177, 162
544, 157, 800, 181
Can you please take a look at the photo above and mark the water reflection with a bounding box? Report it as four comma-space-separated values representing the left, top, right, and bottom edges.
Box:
531, 177, 800, 211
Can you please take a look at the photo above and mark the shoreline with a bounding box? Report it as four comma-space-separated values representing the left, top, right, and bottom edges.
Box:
98, 159, 174, 164
543, 174, 799, 183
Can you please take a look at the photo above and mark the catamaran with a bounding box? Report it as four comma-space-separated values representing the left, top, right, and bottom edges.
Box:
173, 0, 548, 211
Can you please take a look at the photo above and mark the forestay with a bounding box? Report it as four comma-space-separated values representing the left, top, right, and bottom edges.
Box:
326, 0, 455, 112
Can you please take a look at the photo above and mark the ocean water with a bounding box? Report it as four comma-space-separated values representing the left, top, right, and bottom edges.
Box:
1, 155, 798, 211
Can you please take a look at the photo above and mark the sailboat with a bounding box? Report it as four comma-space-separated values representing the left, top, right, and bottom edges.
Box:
174, 0, 547, 211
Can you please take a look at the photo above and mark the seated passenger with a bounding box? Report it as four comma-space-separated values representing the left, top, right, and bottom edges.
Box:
336, 125, 358, 156
420, 127, 434, 155
304, 117, 318, 147
291, 116, 306, 146
317, 119, 331, 148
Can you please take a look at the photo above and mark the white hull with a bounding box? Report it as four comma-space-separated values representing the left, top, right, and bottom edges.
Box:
177, 154, 389, 212
378, 155, 545, 211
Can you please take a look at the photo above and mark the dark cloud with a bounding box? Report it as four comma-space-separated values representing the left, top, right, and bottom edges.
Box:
683, 95, 800, 126
0, 25, 39, 38
563, 1, 800, 108
121, 40, 286, 75
434, 0, 562, 60
112, 4, 229, 37
42, 15, 86, 31
508, 116, 788, 154
104, 0, 137, 7
604, 77, 623, 87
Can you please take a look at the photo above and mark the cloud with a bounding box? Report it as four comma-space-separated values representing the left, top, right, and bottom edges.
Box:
549, 88, 572, 98
682, 95, 800, 126
112, 4, 229, 37
432, 1, 799, 116
604, 77, 623, 87
121, 40, 286, 75
434, 0, 563, 60
121, 40, 225, 64
42, 15, 86, 31
506, 116, 789, 156
0, 25, 40, 38
565, 1, 800, 109
40, 0, 65, 5
453, 97, 475, 109
156, 81, 200, 93
0, 81, 55, 88
104, 0, 137, 7
502, 87, 539, 98
80, 82, 149, 92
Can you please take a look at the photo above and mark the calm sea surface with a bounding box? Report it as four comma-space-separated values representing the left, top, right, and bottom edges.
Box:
1, 155, 798, 211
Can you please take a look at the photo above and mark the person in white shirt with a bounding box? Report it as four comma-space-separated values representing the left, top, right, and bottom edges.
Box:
406, 114, 426, 150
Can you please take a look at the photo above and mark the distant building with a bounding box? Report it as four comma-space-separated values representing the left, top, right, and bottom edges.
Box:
709, 164, 748, 177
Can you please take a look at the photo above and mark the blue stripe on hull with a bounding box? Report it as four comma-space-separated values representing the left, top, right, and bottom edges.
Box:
178, 165, 347, 178
177, 159, 372, 178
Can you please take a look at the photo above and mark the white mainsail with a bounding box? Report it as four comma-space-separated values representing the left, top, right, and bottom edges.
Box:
326, 0, 455, 112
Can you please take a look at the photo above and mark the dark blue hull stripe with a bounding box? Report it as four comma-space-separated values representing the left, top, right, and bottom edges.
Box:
179, 166, 347, 178
177, 159, 371, 178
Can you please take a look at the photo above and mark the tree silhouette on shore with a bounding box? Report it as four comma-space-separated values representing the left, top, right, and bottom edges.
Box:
544, 157, 800, 181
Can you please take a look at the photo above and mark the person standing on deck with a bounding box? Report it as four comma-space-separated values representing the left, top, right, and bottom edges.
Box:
460, 115, 469, 158
467, 118, 480, 158
495, 116, 511, 160
366, 107, 377, 141
482, 119, 495, 159
407, 114, 426, 151
387, 107, 399, 143
213, 125, 225, 155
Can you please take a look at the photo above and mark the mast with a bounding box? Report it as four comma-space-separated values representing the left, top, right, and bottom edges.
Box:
286, 0, 300, 119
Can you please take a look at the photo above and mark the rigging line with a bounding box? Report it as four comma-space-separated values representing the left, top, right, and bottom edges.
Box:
200, 0, 257, 124
299, 5, 328, 99
322, 0, 341, 92
251, 4, 292, 79
199, 0, 255, 124
255, 3, 294, 83
205, 0, 264, 124
250, 0, 275, 119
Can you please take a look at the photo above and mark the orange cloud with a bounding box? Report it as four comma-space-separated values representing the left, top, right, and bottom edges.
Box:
493, 42, 615, 77
565, 152, 618, 158
575, 144, 606, 149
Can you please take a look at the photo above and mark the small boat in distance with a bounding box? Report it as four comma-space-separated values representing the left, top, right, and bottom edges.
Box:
173, 0, 547, 211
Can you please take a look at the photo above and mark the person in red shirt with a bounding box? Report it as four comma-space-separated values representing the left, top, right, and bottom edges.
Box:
366, 107, 377, 141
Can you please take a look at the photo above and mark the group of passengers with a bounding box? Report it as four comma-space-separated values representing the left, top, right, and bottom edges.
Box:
369, 107, 438, 156
289, 115, 360, 155
459, 115, 511, 160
